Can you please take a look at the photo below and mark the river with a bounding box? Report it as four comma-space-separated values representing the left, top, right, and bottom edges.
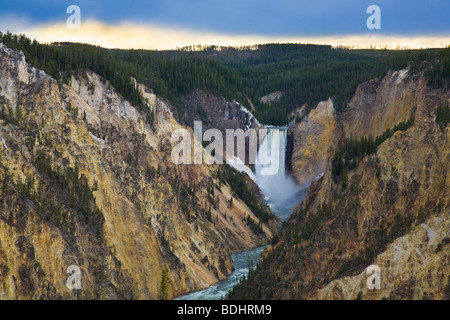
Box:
176, 246, 267, 300
176, 127, 307, 300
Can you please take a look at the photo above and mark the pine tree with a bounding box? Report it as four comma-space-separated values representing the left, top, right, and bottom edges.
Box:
227, 197, 233, 209
157, 262, 171, 300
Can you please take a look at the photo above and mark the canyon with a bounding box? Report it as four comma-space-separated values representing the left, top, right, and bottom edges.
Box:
0, 40, 448, 301
0, 44, 278, 299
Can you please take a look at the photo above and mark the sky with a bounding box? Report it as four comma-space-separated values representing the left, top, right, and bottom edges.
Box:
0, 0, 449, 49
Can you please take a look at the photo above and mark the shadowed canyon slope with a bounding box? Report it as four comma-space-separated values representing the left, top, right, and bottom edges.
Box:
0, 45, 278, 299
229, 68, 449, 300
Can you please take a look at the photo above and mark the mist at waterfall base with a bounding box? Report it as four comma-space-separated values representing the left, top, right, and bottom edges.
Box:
254, 127, 308, 221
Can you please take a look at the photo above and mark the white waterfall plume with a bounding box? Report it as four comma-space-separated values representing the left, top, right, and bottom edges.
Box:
254, 127, 307, 219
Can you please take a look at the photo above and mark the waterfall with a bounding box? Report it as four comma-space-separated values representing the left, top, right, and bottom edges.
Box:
255, 127, 306, 220
178, 127, 310, 299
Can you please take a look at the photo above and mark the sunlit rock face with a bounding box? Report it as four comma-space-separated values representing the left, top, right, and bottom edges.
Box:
0, 45, 277, 299
286, 69, 429, 188
342, 69, 427, 140
287, 98, 338, 186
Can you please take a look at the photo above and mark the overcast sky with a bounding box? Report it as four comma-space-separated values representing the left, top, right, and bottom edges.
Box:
1, 0, 449, 49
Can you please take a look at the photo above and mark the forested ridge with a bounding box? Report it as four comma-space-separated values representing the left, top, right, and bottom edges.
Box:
1, 32, 449, 125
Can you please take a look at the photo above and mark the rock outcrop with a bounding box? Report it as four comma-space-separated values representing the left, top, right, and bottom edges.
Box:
180, 89, 260, 132
287, 98, 338, 185
260, 91, 283, 105
0, 46, 277, 299
342, 69, 426, 140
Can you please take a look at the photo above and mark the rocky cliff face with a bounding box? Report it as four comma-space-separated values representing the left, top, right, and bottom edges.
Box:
312, 212, 449, 300
229, 68, 449, 300
0, 45, 277, 299
287, 69, 428, 186
287, 98, 338, 185
287, 69, 429, 186
343, 69, 425, 140
180, 89, 260, 133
